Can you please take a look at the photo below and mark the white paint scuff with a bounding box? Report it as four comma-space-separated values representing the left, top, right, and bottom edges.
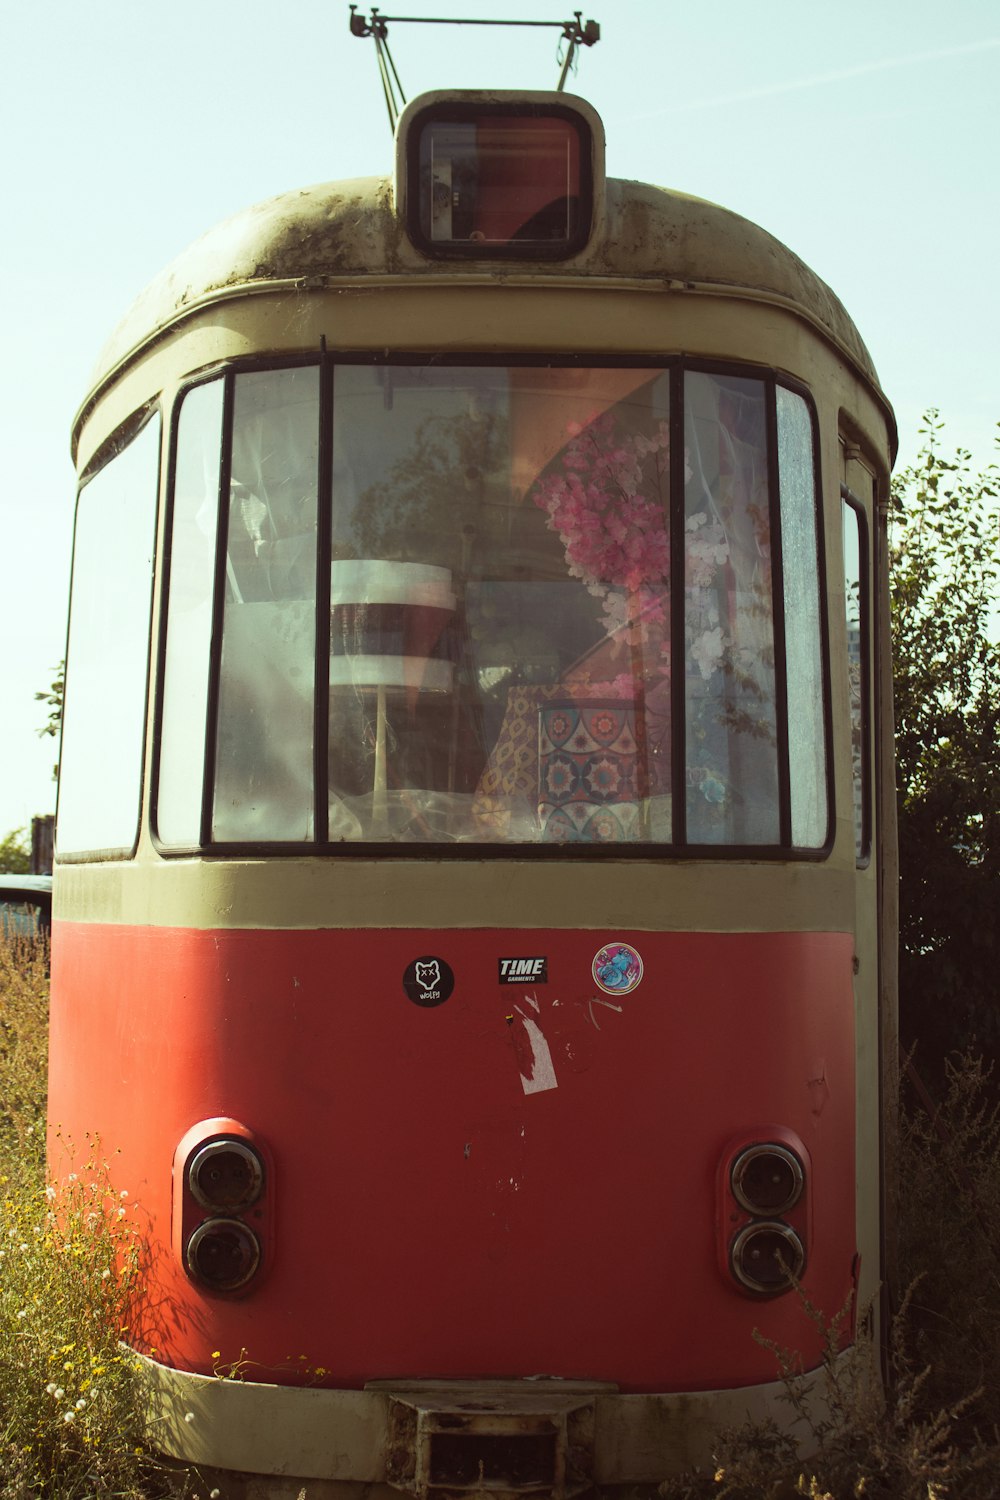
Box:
515, 994, 559, 1095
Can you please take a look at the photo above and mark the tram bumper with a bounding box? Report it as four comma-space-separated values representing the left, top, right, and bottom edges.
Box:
135, 1354, 829, 1497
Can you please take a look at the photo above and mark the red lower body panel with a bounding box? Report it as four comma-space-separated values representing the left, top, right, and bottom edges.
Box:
49, 924, 855, 1391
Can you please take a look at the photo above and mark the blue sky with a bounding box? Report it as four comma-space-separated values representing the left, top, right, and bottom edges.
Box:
1, 0, 997, 838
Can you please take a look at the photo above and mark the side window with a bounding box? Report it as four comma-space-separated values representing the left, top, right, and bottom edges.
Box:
841, 486, 871, 863
157, 379, 224, 845
684, 372, 779, 845
58, 412, 160, 856
211, 367, 320, 842
777, 388, 827, 849
158, 369, 321, 846
682, 374, 827, 849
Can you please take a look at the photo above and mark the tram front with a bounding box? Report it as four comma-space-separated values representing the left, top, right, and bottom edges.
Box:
49, 91, 897, 1496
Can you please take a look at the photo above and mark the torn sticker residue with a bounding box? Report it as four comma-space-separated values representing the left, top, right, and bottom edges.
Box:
512, 994, 559, 1095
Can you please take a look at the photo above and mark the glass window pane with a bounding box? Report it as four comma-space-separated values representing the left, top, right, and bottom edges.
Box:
212, 368, 319, 841
328, 366, 671, 843
777, 387, 827, 848
415, 113, 585, 252
58, 414, 160, 854
684, 373, 778, 844
842, 497, 868, 861
157, 379, 223, 844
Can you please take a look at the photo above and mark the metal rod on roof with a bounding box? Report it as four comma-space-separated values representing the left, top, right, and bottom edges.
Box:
348, 6, 600, 123
373, 27, 405, 129
352, 11, 597, 30
556, 33, 577, 91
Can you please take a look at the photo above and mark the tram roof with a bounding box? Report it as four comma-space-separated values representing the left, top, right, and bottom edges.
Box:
76, 172, 893, 456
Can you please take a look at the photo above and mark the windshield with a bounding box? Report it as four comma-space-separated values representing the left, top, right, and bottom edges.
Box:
159, 361, 827, 852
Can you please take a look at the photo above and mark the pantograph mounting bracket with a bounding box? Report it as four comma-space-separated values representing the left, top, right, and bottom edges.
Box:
348, 7, 601, 130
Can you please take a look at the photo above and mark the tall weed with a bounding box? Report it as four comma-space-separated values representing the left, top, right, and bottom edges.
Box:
663, 1052, 1000, 1499
0, 932, 178, 1499
898, 1050, 1000, 1435
0, 934, 48, 1174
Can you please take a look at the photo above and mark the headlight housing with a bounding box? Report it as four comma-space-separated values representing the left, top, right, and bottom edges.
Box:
172, 1120, 271, 1298
718, 1131, 809, 1299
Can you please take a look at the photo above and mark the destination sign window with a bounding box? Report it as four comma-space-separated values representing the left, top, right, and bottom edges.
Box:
408, 106, 590, 258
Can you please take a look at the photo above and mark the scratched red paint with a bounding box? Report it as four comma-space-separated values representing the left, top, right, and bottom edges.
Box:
48, 924, 855, 1392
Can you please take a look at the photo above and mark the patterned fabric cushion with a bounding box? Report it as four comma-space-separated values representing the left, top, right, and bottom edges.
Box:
473, 687, 642, 842
538, 702, 639, 843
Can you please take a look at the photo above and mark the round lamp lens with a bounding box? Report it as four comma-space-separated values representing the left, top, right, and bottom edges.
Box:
185, 1218, 261, 1292
730, 1222, 805, 1295
188, 1139, 264, 1212
731, 1144, 804, 1216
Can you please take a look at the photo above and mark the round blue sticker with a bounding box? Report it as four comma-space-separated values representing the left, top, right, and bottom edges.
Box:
592, 941, 643, 996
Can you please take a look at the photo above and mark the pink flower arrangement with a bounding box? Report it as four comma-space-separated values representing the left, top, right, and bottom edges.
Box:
530, 410, 731, 686
528, 404, 759, 817
531, 412, 671, 649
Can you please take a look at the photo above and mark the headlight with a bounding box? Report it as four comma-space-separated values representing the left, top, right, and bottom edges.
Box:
188, 1137, 264, 1212
730, 1143, 804, 1216
730, 1221, 805, 1296
185, 1217, 261, 1292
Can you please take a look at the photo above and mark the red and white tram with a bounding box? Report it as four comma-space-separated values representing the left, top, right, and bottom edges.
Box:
50, 89, 897, 1496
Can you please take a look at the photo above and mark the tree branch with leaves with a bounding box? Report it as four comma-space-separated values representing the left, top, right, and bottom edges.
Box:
890, 413, 1000, 1066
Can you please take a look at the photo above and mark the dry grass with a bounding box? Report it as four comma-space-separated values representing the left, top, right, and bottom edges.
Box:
0, 933, 182, 1499
662, 1050, 1000, 1499
0, 933, 48, 1175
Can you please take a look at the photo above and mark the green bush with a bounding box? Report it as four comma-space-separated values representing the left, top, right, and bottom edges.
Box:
0, 831, 31, 877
